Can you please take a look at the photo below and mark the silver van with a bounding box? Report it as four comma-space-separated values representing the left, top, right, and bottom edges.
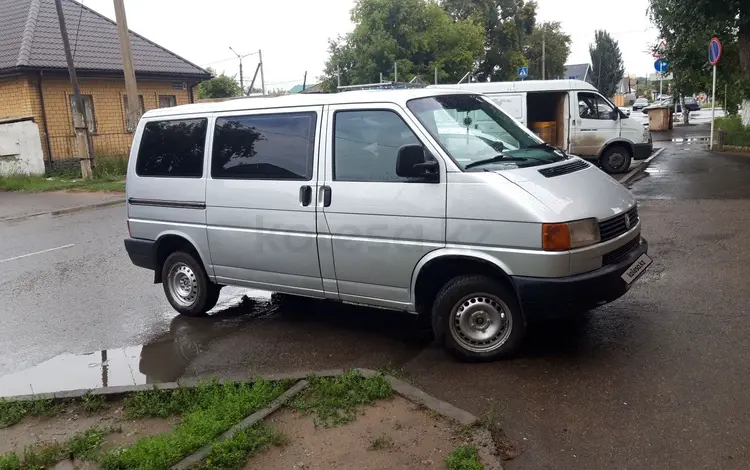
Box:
124, 89, 651, 361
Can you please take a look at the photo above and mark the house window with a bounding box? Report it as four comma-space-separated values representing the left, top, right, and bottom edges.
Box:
69, 95, 96, 133
159, 95, 177, 108
123, 95, 145, 132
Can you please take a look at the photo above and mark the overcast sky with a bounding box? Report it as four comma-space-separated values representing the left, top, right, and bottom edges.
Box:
83, 0, 660, 89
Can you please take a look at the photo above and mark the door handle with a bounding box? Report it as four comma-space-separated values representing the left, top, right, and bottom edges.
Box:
322, 185, 332, 207
299, 185, 312, 206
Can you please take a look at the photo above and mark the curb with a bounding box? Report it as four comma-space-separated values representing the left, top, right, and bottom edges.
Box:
0, 199, 124, 222
618, 147, 665, 185
4, 368, 503, 469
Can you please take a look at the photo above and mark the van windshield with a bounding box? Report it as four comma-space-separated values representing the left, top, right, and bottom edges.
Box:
407, 94, 568, 171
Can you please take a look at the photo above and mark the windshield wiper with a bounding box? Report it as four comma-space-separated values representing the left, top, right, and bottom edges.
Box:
527, 142, 568, 157
464, 155, 528, 169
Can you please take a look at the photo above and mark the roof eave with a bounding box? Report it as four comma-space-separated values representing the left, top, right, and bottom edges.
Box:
0, 66, 210, 81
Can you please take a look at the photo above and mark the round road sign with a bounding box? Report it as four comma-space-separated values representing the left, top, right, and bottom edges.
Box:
709, 37, 722, 66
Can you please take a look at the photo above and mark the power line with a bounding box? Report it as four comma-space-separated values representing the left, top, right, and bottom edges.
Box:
72, 0, 85, 59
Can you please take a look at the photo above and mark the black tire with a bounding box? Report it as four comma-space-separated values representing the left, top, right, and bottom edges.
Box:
600, 145, 632, 174
432, 275, 526, 362
161, 251, 221, 317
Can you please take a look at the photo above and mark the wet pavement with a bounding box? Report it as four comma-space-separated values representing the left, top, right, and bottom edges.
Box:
2, 143, 750, 468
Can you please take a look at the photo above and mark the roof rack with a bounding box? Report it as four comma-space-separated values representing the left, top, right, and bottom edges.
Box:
337, 81, 428, 92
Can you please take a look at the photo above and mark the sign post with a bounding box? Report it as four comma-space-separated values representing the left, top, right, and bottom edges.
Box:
654, 59, 668, 99
708, 37, 722, 150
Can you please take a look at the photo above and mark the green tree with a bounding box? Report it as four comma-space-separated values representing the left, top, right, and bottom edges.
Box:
525, 21, 571, 80
649, 0, 750, 122
320, 0, 485, 90
197, 68, 241, 99
589, 30, 625, 97
442, 0, 537, 81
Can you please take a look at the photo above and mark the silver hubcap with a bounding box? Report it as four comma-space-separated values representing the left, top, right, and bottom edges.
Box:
168, 263, 198, 307
609, 152, 626, 170
449, 293, 512, 353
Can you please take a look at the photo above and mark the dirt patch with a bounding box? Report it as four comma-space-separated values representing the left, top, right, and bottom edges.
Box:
0, 402, 176, 455
249, 396, 468, 469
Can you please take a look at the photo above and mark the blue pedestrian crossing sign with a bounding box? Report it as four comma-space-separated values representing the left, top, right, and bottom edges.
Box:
518, 67, 529, 79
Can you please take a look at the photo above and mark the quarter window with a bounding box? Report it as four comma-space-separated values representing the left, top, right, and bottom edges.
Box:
333, 110, 421, 182
211, 112, 317, 180
135, 119, 207, 177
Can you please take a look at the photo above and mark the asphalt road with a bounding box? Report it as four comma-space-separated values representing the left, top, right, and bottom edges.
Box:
1, 143, 749, 468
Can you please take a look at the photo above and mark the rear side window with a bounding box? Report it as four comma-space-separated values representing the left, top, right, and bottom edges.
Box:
211, 112, 317, 180
135, 119, 207, 177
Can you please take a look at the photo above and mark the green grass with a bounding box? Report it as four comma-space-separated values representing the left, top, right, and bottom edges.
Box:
194, 424, 287, 470
99, 380, 288, 470
0, 426, 111, 470
80, 391, 107, 414
291, 371, 393, 428
715, 115, 750, 147
0, 398, 64, 429
445, 446, 484, 470
0, 155, 127, 192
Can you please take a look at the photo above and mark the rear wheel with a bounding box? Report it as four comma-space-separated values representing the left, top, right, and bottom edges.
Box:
162, 251, 221, 317
432, 275, 526, 361
600, 145, 632, 174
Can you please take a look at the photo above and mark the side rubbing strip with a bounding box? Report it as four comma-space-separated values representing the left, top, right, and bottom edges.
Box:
127, 198, 206, 210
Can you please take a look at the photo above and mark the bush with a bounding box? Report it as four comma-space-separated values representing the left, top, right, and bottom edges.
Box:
715, 116, 750, 147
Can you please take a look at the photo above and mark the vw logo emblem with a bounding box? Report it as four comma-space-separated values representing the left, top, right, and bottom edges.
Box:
624, 215, 631, 229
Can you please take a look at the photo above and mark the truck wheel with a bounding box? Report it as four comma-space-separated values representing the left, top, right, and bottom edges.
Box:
433, 275, 526, 361
162, 251, 221, 317
600, 145, 632, 174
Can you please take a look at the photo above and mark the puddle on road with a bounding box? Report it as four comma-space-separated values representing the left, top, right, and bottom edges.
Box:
0, 287, 428, 398
0, 288, 277, 398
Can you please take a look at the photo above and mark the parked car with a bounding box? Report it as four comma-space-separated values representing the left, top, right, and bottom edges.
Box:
682, 97, 700, 112
124, 88, 651, 361
619, 106, 631, 117
632, 98, 650, 111
430, 80, 653, 174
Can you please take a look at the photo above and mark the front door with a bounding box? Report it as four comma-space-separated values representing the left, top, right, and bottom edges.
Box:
206, 106, 325, 297
570, 91, 621, 157
319, 103, 447, 310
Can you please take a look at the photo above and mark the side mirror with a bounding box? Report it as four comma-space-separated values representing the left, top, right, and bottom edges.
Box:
610, 110, 620, 120
396, 144, 438, 179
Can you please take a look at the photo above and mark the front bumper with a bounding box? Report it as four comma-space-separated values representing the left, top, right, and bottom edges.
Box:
513, 237, 648, 320
633, 142, 653, 160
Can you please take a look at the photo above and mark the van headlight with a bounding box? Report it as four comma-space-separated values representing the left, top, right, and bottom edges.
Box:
542, 219, 601, 251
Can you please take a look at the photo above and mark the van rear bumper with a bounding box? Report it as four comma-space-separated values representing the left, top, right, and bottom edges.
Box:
124, 238, 155, 270
512, 237, 648, 320
633, 142, 653, 160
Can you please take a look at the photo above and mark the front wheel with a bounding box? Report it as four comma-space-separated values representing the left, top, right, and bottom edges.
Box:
600, 145, 632, 174
433, 276, 526, 361
162, 251, 221, 317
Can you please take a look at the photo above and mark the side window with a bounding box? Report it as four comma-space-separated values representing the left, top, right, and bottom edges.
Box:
578, 92, 615, 120
135, 118, 207, 178
334, 110, 421, 182
212, 112, 317, 180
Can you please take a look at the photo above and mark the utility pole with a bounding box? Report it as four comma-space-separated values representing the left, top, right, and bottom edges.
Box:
302, 71, 307, 92
394, 62, 398, 82
54, 0, 92, 179
542, 28, 546, 80
337, 66, 341, 89
258, 49, 266, 95
229, 47, 246, 96
113, 0, 140, 142
435, 66, 438, 85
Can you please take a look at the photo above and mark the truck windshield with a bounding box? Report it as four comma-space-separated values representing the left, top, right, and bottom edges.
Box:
407, 94, 567, 171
